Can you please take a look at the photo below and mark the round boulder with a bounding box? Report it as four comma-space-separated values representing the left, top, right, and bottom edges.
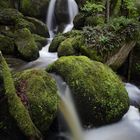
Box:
47, 56, 129, 126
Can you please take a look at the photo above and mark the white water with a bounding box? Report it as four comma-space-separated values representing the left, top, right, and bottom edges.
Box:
85, 106, 140, 140
18, 0, 78, 71
52, 74, 84, 140
63, 0, 78, 33
125, 83, 140, 107
46, 0, 57, 38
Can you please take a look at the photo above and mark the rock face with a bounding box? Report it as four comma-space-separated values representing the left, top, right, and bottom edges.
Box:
25, 16, 49, 37
54, 0, 70, 24
20, 0, 50, 21
47, 56, 129, 126
15, 28, 39, 61
14, 69, 59, 134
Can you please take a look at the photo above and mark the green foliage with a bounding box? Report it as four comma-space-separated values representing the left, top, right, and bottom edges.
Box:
81, 1, 105, 15
124, 0, 139, 17
108, 16, 135, 31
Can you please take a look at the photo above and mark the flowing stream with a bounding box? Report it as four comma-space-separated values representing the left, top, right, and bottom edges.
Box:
9, 0, 140, 140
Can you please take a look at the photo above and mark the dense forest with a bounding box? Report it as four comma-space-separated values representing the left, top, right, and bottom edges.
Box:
0, 0, 140, 140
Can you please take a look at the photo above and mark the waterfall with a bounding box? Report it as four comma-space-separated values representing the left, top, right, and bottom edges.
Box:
47, 0, 78, 35
63, 0, 79, 33
18, 0, 78, 70
46, 0, 57, 38
52, 74, 84, 140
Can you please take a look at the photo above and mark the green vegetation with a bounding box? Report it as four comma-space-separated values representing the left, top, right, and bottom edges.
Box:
14, 69, 59, 133
47, 56, 129, 126
15, 28, 39, 61
0, 52, 41, 139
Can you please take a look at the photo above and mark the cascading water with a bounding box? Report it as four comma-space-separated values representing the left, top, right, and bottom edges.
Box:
52, 74, 84, 140
125, 83, 140, 107
63, 0, 79, 33
18, 0, 78, 71
9, 0, 140, 140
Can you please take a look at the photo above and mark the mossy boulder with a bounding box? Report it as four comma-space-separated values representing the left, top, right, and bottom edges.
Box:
57, 36, 84, 57
33, 34, 47, 50
47, 56, 129, 126
0, 52, 41, 139
0, 34, 15, 55
25, 17, 49, 37
15, 28, 39, 61
49, 35, 66, 52
20, 0, 50, 21
0, 8, 23, 26
14, 69, 59, 133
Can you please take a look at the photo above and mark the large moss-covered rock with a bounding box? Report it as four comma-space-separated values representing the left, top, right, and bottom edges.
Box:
15, 28, 39, 61
14, 69, 59, 133
0, 52, 41, 139
25, 17, 49, 37
0, 34, 15, 55
20, 0, 50, 21
47, 56, 129, 126
0, 8, 23, 25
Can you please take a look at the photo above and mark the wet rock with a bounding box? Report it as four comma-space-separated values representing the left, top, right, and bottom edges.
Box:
47, 56, 129, 127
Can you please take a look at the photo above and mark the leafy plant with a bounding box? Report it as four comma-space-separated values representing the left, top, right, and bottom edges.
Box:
81, 1, 105, 15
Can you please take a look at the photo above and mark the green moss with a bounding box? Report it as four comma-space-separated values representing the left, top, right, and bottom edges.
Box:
0, 52, 41, 139
14, 69, 59, 133
25, 17, 49, 37
47, 56, 129, 126
49, 35, 66, 52
0, 8, 23, 25
58, 38, 78, 57
33, 34, 47, 50
15, 28, 39, 61
20, 0, 50, 20
0, 34, 15, 55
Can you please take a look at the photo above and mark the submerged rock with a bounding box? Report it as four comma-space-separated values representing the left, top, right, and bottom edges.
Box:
47, 56, 129, 126
15, 28, 39, 61
14, 69, 59, 133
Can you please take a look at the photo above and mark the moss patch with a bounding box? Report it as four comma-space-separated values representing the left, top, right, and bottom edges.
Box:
15, 28, 39, 61
47, 56, 129, 126
14, 69, 59, 133
0, 52, 41, 139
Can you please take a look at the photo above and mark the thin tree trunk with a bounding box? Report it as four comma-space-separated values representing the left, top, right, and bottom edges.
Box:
105, 0, 110, 23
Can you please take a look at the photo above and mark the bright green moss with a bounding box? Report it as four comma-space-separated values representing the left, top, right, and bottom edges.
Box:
49, 35, 66, 52
58, 38, 77, 57
0, 52, 41, 139
15, 28, 39, 61
47, 56, 129, 126
14, 69, 59, 133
